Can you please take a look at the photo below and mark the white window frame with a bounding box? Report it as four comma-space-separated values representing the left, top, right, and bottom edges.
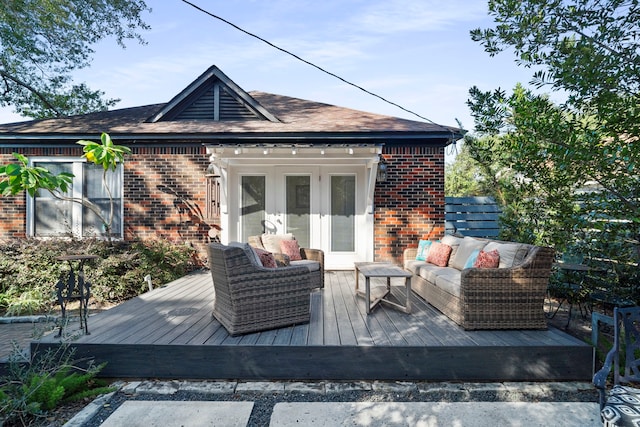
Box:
26, 157, 124, 239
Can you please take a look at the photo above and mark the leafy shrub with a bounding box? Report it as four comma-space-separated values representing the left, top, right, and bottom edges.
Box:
0, 238, 197, 315
0, 344, 113, 425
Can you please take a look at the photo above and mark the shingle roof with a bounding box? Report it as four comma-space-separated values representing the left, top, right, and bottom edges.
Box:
0, 91, 456, 131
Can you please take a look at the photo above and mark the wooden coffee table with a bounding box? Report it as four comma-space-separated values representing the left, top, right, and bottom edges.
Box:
354, 262, 412, 314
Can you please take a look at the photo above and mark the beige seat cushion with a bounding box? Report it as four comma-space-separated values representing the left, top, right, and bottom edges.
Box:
261, 233, 294, 254
441, 235, 464, 266
450, 237, 488, 270
483, 242, 529, 268
405, 259, 426, 274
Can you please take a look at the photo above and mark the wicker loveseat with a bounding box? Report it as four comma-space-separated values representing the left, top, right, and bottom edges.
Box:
249, 233, 325, 288
403, 235, 554, 330
207, 242, 315, 336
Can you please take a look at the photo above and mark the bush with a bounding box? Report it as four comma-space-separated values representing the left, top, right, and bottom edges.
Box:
0, 238, 198, 315
0, 344, 113, 425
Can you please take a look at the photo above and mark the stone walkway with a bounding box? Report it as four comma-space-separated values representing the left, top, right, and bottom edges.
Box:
66, 380, 601, 427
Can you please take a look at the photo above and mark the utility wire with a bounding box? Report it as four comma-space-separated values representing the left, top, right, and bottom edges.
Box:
180, 0, 452, 130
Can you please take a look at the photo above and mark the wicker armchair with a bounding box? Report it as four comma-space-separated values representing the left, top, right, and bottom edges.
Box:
207, 242, 314, 336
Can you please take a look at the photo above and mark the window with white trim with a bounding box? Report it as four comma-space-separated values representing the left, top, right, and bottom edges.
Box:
28, 158, 123, 238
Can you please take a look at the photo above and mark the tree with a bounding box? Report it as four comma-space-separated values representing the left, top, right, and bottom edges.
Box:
467, 0, 640, 300
445, 142, 494, 197
0, 0, 150, 119
0, 133, 131, 240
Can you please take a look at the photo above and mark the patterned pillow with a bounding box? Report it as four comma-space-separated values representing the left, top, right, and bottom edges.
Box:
426, 242, 452, 267
280, 239, 302, 261
252, 247, 277, 268
415, 240, 433, 261
473, 249, 500, 268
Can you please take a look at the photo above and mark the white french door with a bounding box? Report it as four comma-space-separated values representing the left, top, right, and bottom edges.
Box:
320, 167, 365, 269
234, 165, 368, 269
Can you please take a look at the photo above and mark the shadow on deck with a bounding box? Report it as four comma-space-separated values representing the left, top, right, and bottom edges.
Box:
30, 270, 593, 381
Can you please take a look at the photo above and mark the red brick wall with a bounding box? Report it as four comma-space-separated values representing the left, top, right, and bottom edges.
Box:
1, 143, 444, 266
123, 146, 218, 263
0, 145, 218, 264
374, 146, 446, 264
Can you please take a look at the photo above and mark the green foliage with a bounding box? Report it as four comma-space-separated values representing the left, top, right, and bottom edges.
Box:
0, 153, 74, 197
445, 144, 488, 197
467, 0, 640, 303
0, 345, 112, 425
78, 133, 132, 172
0, 0, 150, 118
0, 238, 197, 314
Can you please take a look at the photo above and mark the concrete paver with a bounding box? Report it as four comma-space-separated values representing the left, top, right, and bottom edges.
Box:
98, 401, 254, 427
270, 401, 601, 427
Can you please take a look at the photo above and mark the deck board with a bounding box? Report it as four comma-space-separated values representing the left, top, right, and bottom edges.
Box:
32, 269, 593, 381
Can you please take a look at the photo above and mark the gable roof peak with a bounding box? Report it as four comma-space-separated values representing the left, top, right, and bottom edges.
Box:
146, 65, 280, 123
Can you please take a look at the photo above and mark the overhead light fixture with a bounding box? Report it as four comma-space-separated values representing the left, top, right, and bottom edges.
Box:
376, 156, 388, 182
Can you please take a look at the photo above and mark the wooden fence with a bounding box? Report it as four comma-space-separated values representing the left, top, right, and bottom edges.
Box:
445, 196, 501, 238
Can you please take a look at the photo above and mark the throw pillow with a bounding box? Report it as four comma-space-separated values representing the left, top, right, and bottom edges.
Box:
280, 239, 302, 261
415, 240, 433, 261
440, 235, 464, 266
247, 235, 265, 250
252, 247, 277, 268
261, 233, 294, 254
450, 237, 487, 270
463, 249, 481, 269
484, 242, 526, 268
473, 249, 500, 269
426, 242, 453, 267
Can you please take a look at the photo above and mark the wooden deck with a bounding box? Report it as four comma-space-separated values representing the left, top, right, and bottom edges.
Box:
33, 270, 593, 381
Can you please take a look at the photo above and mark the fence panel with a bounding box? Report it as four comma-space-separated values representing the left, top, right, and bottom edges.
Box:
445, 196, 501, 238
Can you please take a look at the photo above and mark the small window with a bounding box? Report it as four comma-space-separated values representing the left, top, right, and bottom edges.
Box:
28, 158, 123, 238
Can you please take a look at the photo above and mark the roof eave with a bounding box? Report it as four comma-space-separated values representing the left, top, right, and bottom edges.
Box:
0, 130, 459, 146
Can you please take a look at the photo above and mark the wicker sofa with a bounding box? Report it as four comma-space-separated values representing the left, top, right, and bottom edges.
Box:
249, 233, 324, 288
403, 235, 554, 330
208, 242, 315, 336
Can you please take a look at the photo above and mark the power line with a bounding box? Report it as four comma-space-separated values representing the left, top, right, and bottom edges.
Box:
180, 0, 450, 129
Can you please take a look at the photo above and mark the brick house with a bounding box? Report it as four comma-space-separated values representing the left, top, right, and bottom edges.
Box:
0, 66, 461, 269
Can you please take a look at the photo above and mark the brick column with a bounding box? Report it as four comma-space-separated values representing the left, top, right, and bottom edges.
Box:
373, 146, 446, 264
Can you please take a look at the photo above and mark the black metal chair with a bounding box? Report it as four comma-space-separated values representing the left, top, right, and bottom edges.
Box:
593, 306, 640, 426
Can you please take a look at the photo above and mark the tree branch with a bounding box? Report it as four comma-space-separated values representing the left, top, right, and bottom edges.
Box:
0, 69, 62, 117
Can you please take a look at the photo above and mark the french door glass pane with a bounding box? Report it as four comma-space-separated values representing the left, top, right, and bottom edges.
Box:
83, 163, 122, 237
241, 175, 266, 242
330, 175, 355, 252
286, 175, 310, 248
34, 162, 73, 236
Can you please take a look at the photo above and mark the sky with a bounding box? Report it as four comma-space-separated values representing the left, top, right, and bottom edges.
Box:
0, 0, 539, 156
